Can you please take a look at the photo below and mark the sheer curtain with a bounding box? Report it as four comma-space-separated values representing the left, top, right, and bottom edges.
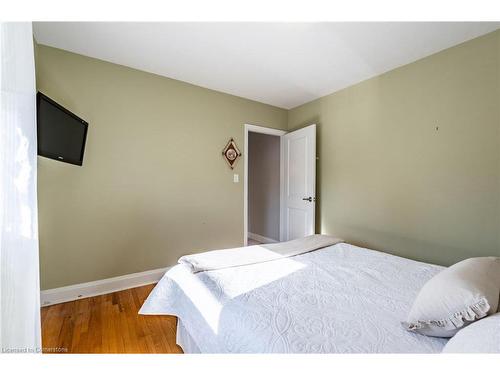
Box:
0, 22, 41, 352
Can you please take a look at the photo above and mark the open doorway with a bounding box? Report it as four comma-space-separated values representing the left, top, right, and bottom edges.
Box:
248, 131, 281, 245
243, 124, 286, 246
243, 123, 317, 246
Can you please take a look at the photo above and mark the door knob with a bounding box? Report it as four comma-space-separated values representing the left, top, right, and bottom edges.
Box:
302, 197, 313, 202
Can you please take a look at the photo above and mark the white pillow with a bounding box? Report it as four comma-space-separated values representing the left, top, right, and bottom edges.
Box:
402, 257, 500, 338
442, 313, 500, 353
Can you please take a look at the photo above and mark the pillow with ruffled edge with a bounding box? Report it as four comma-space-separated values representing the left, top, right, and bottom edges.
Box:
442, 312, 500, 353
402, 257, 500, 338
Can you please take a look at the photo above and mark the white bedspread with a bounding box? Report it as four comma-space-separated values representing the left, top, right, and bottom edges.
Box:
140, 242, 449, 353
179, 234, 343, 273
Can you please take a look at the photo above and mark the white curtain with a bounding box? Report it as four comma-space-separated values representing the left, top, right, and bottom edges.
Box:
0, 22, 41, 352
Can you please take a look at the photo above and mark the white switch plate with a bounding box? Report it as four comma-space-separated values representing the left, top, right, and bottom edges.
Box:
233, 174, 239, 183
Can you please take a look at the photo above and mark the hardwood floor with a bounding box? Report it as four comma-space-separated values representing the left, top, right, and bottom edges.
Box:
41, 284, 183, 353
247, 238, 262, 246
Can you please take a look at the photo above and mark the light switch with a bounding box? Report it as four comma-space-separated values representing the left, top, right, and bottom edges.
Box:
233, 174, 239, 183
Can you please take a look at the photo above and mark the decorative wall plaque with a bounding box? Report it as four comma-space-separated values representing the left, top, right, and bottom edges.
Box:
222, 138, 241, 169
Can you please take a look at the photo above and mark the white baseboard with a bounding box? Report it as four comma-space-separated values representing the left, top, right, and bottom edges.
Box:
248, 232, 278, 244
40, 266, 170, 307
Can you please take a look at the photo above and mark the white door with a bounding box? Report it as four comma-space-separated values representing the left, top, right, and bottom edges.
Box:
281, 124, 316, 241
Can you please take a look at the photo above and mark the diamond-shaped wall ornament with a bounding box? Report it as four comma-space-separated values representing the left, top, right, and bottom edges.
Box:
222, 138, 242, 169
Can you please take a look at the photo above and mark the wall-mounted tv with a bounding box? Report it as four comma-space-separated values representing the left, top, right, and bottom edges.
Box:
37, 92, 89, 166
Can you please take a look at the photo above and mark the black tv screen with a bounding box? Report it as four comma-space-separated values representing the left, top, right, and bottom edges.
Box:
37, 92, 88, 166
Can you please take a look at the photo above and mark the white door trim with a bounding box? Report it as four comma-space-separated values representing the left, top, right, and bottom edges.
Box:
244, 124, 287, 246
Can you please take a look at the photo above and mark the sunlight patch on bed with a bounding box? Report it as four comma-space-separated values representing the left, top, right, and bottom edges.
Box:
219, 256, 306, 299
172, 267, 223, 334
172, 254, 306, 334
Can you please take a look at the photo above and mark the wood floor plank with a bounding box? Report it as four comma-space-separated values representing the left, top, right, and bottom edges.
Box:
41, 284, 183, 354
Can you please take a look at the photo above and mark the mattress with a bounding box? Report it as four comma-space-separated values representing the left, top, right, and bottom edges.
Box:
140, 242, 449, 353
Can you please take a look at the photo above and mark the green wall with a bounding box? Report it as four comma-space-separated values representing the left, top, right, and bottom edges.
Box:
36, 29, 500, 289
35, 44, 287, 289
288, 30, 500, 266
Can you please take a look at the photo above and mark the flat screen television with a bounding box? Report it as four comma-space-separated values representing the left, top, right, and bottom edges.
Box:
37, 92, 89, 166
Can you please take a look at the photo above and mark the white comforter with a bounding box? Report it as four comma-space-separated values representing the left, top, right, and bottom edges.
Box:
140, 242, 449, 353
179, 235, 343, 273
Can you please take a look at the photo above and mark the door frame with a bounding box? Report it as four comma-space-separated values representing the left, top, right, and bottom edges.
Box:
243, 124, 287, 246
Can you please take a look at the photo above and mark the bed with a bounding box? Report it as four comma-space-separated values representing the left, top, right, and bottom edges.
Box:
139, 239, 449, 353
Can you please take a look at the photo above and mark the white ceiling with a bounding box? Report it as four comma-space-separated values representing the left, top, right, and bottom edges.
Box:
33, 22, 499, 109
